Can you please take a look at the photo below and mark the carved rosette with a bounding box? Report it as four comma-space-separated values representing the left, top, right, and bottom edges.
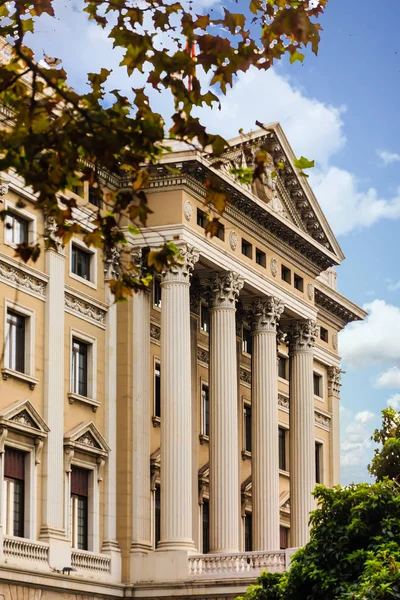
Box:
229, 230, 238, 251
161, 245, 199, 284
184, 199, 193, 221
328, 366, 342, 396
246, 296, 284, 334
202, 271, 244, 309
270, 258, 278, 277
285, 319, 318, 354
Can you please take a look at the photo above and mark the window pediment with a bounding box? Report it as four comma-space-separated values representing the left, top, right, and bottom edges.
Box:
0, 399, 49, 441
64, 422, 110, 459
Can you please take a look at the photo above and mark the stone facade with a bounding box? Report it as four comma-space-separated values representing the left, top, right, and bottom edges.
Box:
0, 123, 366, 599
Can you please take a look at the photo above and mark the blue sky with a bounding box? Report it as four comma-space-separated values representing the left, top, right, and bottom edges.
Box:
26, 0, 400, 484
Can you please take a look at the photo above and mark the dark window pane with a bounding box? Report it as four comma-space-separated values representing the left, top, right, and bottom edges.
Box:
155, 363, 161, 418
76, 496, 88, 550
202, 500, 210, 553
279, 428, 286, 471
197, 208, 207, 229
71, 467, 89, 497
13, 480, 24, 538
313, 374, 322, 397
155, 487, 161, 547
202, 385, 209, 436
280, 526, 288, 549
6, 311, 25, 373
243, 327, 252, 354
315, 442, 322, 484
278, 357, 287, 380
153, 278, 162, 308
72, 245, 91, 280
89, 186, 102, 208
245, 514, 252, 552
200, 304, 210, 333
244, 406, 252, 453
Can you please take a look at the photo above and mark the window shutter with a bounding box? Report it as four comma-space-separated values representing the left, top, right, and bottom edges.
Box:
71, 467, 89, 497
4, 448, 25, 480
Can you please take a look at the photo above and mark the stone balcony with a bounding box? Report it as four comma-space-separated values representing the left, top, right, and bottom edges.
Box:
188, 550, 288, 578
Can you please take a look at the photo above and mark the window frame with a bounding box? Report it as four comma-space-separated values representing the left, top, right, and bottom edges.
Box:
242, 324, 252, 355
241, 238, 253, 259
202, 498, 210, 554
4, 300, 35, 381
315, 439, 324, 484
278, 354, 289, 381
69, 328, 97, 402
293, 273, 304, 292
69, 238, 97, 289
255, 248, 266, 268
3, 200, 36, 249
68, 459, 98, 552
313, 370, 324, 399
243, 401, 252, 456
153, 277, 162, 310
200, 302, 210, 334
200, 381, 210, 440
320, 326, 329, 343
244, 512, 252, 552
280, 525, 289, 550
281, 265, 291, 284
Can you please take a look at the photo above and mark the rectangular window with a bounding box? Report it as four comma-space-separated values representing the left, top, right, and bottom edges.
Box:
197, 208, 207, 229
4, 448, 25, 538
154, 361, 161, 418
202, 500, 210, 554
71, 467, 89, 550
320, 327, 329, 343
153, 278, 162, 308
201, 384, 209, 437
241, 239, 252, 259
216, 221, 225, 241
278, 356, 288, 380
88, 186, 102, 209
6, 310, 25, 373
244, 513, 252, 552
200, 303, 210, 333
255, 248, 266, 267
244, 405, 252, 453
242, 326, 252, 354
279, 427, 287, 471
280, 526, 289, 550
72, 185, 84, 197
281, 265, 291, 284
71, 245, 91, 281
313, 373, 322, 397
72, 338, 89, 397
5, 212, 29, 245
294, 274, 304, 292
315, 442, 322, 484
155, 487, 161, 548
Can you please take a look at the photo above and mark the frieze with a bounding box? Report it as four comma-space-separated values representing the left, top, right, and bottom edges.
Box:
64, 292, 107, 327
315, 410, 331, 431
0, 258, 46, 298
197, 347, 210, 365
240, 368, 251, 385
150, 322, 161, 342
278, 394, 289, 410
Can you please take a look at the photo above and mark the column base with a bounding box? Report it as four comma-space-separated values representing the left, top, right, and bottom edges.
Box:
130, 541, 153, 553
156, 539, 196, 552
130, 549, 195, 584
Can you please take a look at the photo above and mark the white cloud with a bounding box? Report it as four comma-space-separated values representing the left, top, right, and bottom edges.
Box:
376, 367, 400, 388
355, 411, 376, 424
388, 280, 400, 292
340, 300, 400, 368
387, 394, 400, 410
378, 149, 400, 166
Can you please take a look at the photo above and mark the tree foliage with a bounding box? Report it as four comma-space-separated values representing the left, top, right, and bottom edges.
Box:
0, 0, 327, 297
368, 407, 400, 482
237, 482, 400, 600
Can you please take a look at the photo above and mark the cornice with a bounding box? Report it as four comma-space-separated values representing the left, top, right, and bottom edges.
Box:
64, 286, 107, 328
0, 253, 48, 300
315, 283, 367, 326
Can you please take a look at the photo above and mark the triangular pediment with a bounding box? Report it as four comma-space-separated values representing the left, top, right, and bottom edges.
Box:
0, 399, 49, 436
64, 421, 110, 455
280, 491, 290, 512
214, 123, 344, 262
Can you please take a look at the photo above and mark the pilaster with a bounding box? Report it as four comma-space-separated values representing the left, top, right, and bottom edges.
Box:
328, 366, 342, 486
286, 319, 318, 548
247, 297, 284, 550
158, 245, 199, 551
203, 272, 244, 553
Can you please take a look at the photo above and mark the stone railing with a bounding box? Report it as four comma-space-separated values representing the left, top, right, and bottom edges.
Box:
3, 536, 49, 563
71, 550, 111, 574
189, 551, 287, 577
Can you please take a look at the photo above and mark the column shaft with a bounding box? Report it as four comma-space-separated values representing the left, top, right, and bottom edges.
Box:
131, 290, 152, 551
41, 249, 65, 538
287, 320, 317, 547
158, 247, 198, 551
250, 297, 283, 551
206, 272, 243, 553
328, 367, 342, 486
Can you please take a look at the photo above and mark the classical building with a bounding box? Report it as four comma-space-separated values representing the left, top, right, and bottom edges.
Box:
0, 123, 365, 600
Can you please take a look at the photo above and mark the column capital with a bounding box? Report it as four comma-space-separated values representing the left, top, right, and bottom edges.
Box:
328, 366, 342, 396
245, 296, 284, 334
285, 319, 318, 354
161, 245, 199, 284
201, 271, 244, 309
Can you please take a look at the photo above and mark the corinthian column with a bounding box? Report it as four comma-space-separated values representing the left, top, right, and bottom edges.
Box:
286, 319, 318, 547
205, 272, 244, 553
158, 246, 199, 551
328, 367, 342, 486
248, 297, 284, 551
